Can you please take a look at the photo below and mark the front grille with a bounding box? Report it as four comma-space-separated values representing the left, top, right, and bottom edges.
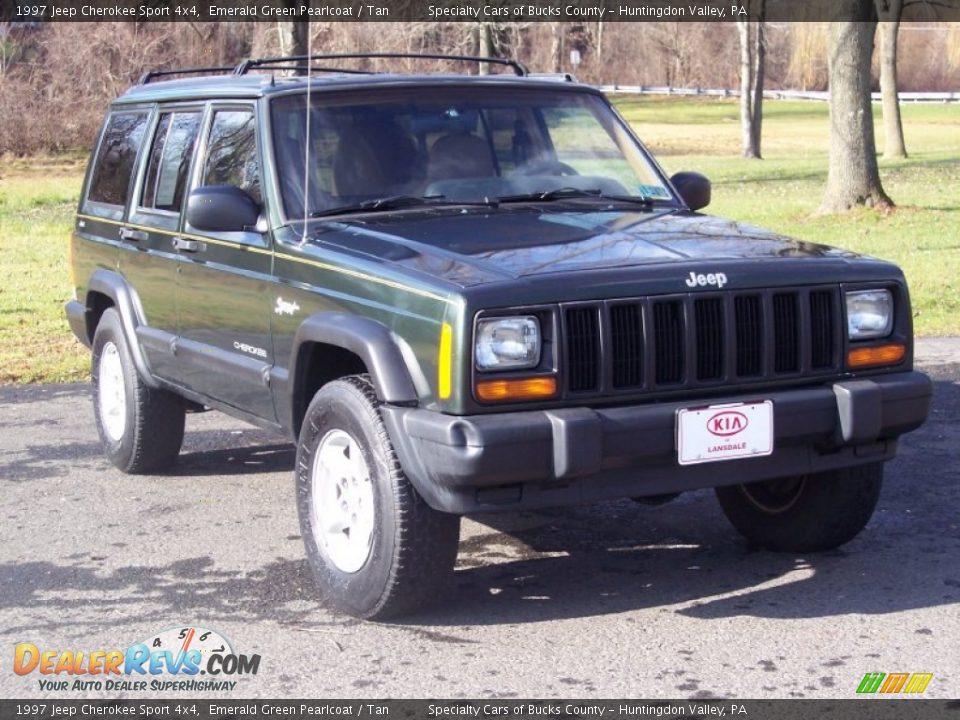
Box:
735, 295, 763, 377
653, 300, 685, 384
694, 298, 725, 380
810, 290, 836, 369
773, 293, 799, 373
563, 286, 841, 397
610, 304, 643, 388
565, 306, 600, 393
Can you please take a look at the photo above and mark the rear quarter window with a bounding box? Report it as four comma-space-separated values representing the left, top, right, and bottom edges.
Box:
87, 112, 150, 207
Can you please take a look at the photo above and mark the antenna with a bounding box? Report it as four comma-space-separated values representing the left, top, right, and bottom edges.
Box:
301, 26, 313, 243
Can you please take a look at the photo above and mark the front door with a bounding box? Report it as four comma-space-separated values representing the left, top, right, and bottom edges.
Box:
176, 104, 276, 422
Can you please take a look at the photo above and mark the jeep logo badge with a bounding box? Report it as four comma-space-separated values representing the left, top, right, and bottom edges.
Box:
686, 271, 728, 289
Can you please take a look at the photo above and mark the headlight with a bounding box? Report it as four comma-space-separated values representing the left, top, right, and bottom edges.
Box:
475, 316, 541, 370
846, 290, 893, 339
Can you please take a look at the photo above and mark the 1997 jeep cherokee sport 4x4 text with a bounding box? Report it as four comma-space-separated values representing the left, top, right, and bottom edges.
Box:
66, 54, 932, 619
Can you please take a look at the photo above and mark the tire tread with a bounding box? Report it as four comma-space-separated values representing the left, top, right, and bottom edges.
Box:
715, 464, 883, 553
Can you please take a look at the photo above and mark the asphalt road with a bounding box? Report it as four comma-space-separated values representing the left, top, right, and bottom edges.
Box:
1, 355, 958, 700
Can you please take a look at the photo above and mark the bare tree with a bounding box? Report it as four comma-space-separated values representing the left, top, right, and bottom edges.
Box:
786, 23, 829, 90
549, 22, 564, 72
876, 0, 907, 158
737, 4, 766, 159
277, 21, 309, 62
820, 5, 893, 212
0, 22, 17, 76
476, 22, 494, 74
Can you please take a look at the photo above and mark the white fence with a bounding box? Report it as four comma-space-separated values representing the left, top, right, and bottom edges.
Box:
598, 85, 960, 103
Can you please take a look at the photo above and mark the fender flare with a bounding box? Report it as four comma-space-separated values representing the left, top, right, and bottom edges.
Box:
290, 312, 419, 407
86, 269, 160, 388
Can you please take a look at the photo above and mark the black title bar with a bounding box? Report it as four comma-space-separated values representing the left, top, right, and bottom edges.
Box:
3, 0, 960, 23
2, 699, 959, 720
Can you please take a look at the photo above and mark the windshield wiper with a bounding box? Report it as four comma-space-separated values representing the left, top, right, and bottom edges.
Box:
495, 187, 661, 209
310, 194, 495, 218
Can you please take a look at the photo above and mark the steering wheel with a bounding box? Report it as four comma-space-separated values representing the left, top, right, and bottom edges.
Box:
517, 160, 579, 176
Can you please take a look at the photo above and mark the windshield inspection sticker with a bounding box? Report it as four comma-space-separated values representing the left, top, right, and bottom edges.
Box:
636, 184, 671, 198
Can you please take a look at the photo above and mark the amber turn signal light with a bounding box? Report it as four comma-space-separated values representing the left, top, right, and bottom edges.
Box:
847, 343, 906, 369
475, 377, 557, 402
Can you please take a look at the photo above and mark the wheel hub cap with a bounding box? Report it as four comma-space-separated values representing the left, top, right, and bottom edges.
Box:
310, 429, 375, 573
98, 342, 126, 442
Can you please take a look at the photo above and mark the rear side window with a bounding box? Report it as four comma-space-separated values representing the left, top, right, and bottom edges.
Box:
202, 110, 261, 205
142, 111, 202, 212
88, 112, 149, 206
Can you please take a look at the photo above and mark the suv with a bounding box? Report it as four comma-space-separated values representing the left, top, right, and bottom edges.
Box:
66, 54, 932, 619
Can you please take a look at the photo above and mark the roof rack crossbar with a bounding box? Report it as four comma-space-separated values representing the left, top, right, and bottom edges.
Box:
234, 53, 528, 77
244, 65, 379, 76
138, 67, 234, 85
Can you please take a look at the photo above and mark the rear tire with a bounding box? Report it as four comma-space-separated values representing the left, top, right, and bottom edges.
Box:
714, 464, 883, 552
296, 374, 461, 620
92, 308, 185, 473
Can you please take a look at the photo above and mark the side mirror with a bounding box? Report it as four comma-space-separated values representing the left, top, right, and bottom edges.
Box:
186, 185, 260, 232
670, 171, 711, 212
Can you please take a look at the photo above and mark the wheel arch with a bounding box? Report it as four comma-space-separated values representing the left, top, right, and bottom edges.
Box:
288, 313, 419, 437
85, 269, 159, 388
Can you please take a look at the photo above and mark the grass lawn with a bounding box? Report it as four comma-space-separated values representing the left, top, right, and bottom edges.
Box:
0, 155, 88, 383
0, 97, 957, 384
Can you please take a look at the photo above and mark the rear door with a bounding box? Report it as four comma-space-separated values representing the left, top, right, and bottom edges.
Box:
175, 102, 277, 422
123, 106, 204, 381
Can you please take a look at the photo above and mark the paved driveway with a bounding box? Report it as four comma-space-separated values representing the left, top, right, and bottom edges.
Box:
1, 357, 957, 699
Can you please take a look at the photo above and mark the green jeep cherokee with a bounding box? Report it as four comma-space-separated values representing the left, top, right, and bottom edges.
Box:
66, 54, 932, 619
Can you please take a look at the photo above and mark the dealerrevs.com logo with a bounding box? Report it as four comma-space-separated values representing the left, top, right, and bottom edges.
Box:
14, 626, 260, 693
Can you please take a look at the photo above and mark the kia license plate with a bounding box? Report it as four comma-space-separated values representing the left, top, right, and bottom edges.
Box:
676, 401, 774, 466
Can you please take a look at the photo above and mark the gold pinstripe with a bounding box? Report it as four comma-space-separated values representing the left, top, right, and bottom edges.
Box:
272, 252, 451, 303
75, 213, 452, 304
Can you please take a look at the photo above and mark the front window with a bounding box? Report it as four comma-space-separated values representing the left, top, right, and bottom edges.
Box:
202, 109, 261, 205
270, 88, 674, 219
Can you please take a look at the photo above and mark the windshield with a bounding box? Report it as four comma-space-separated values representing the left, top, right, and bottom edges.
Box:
269, 87, 675, 219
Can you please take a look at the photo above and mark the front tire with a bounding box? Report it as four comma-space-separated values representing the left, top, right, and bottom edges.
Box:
296, 375, 460, 620
715, 464, 883, 552
92, 308, 185, 473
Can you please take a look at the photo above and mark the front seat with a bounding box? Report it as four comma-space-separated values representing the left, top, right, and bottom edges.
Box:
428, 132, 496, 182
333, 119, 418, 199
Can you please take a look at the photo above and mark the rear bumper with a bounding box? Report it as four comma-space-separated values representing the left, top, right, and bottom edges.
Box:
381, 371, 933, 514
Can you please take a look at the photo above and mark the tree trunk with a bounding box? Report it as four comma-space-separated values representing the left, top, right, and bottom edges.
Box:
478, 22, 494, 75
737, 20, 757, 158
820, 12, 893, 213
550, 23, 564, 73
879, 19, 907, 158
751, 8, 766, 158
279, 21, 309, 75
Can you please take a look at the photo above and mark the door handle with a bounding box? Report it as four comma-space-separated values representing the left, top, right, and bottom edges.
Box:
172, 237, 204, 253
118, 227, 148, 242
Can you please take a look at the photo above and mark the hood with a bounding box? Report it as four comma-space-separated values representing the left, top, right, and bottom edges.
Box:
306, 207, 860, 287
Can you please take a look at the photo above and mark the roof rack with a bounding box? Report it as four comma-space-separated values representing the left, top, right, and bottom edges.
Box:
234, 53, 528, 77
137, 67, 233, 85
244, 65, 378, 76
527, 72, 578, 83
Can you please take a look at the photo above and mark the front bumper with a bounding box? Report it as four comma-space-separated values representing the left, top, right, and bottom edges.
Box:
381, 371, 933, 514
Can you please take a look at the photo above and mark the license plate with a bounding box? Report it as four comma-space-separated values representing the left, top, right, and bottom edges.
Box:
676, 401, 774, 466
